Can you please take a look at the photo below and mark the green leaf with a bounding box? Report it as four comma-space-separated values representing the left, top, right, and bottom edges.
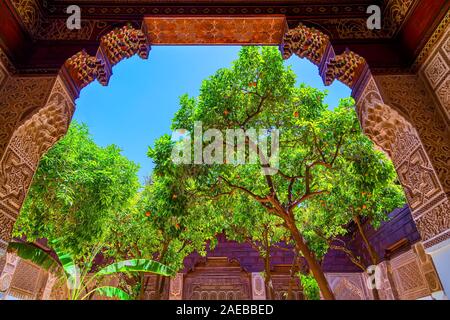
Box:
7, 242, 60, 274
52, 245, 78, 284
95, 259, 175, 277
94, 286, 131, 300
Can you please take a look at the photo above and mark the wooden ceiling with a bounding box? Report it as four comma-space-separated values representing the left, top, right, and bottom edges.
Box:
0, 0, 448, 74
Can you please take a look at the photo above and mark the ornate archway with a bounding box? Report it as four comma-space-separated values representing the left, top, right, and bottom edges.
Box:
0, 3, 449, 298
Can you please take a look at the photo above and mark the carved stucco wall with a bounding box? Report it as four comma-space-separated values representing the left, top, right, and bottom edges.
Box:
326, 272, 371, 300
0, 73, 75, 255
168, 273, 183, 300
0, 252, 50, 300
389, 243, 442, 300
326, 242, 442, 300
355, 75, 450, 251
418, 14, 450, 122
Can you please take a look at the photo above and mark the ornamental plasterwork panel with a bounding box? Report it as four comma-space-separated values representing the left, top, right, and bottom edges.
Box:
424, 53, 449, 89
328, 0, 415, 39
389, 249, 431, 300
395, 147, 442, 212
374, 75, 450, 196
436, 79, 450, 118
251, 273, 266, 300
326, 273, 368, 300
0, 76, 74, 250
415, 200, 450, 244
419, 21, 450, 120
168, 273, 183, 300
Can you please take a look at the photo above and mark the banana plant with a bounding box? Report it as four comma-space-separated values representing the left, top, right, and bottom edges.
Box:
8, 241, 175, 300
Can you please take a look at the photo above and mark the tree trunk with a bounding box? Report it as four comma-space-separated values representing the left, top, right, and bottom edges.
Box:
153, 241, 170, 300
263, 252, 275, 300
353, 215, 380, 300
262, 227, 275, 300
289, 223, 335, 300
139, 273, 148, 300
287, 252, 298, 300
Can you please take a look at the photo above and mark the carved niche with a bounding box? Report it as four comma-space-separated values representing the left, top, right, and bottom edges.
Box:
183, 257, 251, 300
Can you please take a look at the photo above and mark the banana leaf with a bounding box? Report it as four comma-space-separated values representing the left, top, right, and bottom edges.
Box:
51, 246, 79, 287
7, 242, 61, 274
93, 286, 131, 300
95, 259, 174, 277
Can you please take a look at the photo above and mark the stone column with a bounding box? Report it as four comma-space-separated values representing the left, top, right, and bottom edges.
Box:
251, 272, 266, 300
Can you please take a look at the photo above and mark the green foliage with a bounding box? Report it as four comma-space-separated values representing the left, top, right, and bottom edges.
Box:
9, 241, 173, 300
149, 46, 406, 291
7, 242, 60, 274
96, 259, 174, 277
13, 121, 140, 260
300, 274, 320, 300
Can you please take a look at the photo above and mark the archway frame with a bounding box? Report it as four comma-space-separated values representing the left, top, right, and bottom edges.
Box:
0, 15, 448, 298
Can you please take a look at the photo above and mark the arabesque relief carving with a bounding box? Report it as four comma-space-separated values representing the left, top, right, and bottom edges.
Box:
99, 25, 149, 66
374, 75, 450, 196
0, 77, 74, 251
281, 23, 330, 65
325, 50, 366, 87
329, 0, 415, 39
357, 75, 450, 250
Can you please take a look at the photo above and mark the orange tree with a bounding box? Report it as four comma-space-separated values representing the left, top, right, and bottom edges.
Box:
150, 46, 405, 299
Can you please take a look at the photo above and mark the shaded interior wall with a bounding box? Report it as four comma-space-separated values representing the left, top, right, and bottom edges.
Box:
183, 234, 299, 273
322, 205, 421, 272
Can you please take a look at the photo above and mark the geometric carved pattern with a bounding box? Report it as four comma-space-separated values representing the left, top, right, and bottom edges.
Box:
329, 0, 415, 40
0, 76, 74, 249
421, 23, 450, 120
415, 200, 450, 242
10, 259, 42, 299
375, 75, 450, 197
144, 17, 287, 45
424, 53, 449, 88
390, 249, 431, 300
326, 273, 369, 300
395, 148, 442, 211
357, 76, 450, 249
281, 23, 330, 65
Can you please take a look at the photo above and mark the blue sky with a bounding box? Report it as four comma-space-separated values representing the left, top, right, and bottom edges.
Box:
73, 46, 351, 183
